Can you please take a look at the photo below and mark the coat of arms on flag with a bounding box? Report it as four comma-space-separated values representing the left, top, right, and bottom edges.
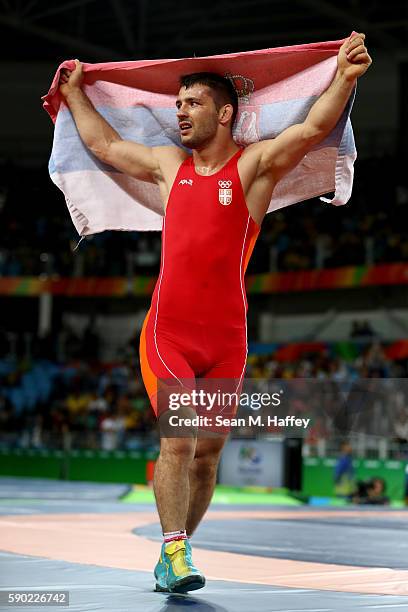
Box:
218, 180, 232, 206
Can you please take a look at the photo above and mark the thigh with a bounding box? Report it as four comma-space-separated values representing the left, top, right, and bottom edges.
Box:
140, 310, 195, 416
203, 342, 247, 391
198, 344, 247, 432
203, 325, 247, 382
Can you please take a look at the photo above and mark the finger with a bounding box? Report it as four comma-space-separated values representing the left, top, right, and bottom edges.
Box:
349, 32, 365, 42
349, 52, 370, 64
347, 45, 366, 60
347, 33, 365, 51
346, 43, 363, 58
347, 38, 364, 52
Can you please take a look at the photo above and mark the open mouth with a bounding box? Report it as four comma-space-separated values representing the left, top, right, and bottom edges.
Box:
179, 121, 192, 133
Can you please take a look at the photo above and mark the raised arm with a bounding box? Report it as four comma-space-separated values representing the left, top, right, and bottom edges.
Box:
255, 33, 372, 182
59, 60, 178, 184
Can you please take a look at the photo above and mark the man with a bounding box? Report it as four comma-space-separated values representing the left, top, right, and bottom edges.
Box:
334, 441, 355, 497
59, 33, 371, 593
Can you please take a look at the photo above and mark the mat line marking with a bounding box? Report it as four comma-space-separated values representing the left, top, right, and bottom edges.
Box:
266, 608, 332, 611
365, 605, 408, 609
0, 586, 143, 591
208, 589, 321, 594
189, 539, 343, 555
0, 520, 143, 538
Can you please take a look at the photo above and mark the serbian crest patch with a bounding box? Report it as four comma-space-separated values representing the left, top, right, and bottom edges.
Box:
218, 180, 232, 206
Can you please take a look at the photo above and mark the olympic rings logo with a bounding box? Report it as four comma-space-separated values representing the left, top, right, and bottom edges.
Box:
218, 180, 232, 188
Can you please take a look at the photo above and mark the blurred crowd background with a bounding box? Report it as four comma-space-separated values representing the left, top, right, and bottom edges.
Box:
1, 316, 408, 456
0, 155, 406, 277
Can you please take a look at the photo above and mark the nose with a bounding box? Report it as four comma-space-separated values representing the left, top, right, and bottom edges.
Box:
176, 105, 188, 120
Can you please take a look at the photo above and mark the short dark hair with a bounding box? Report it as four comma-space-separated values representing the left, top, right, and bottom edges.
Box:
179, 72, 239, 129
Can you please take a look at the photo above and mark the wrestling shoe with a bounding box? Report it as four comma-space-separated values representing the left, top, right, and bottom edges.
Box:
154, 543, 170, 592
155, 540, 205, 593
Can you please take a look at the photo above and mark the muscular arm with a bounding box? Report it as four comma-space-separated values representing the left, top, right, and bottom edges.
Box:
64, 87, 161, 182
255, 71, 355, 182
255, 33, 372, 183
60, 61, 184, 185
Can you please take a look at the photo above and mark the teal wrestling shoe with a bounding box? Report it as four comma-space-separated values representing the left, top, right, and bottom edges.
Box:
154, 543, 170, 592
154, 540, 205, 593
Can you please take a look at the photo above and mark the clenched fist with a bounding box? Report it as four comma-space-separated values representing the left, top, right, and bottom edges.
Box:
59, 59, 84, 98
338, 33, 372, 81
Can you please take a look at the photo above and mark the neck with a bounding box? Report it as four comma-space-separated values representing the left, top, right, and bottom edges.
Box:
192, 138, 239, 174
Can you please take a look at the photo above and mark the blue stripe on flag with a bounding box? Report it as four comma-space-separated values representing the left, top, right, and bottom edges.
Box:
51, 97, 355, 175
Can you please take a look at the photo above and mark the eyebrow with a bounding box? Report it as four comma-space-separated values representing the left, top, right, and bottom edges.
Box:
175, 96, 202, 106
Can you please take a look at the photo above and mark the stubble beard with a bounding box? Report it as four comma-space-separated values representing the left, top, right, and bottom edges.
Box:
181, 117, 218, 149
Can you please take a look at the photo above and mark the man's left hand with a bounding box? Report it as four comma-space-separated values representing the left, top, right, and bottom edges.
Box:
338, 33, 372, 81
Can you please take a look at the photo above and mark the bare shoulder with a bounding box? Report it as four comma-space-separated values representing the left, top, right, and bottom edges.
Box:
237, 141, 271, 188
152, 144, 188, 162
240, 141, 265, 163
237, 141, 278, 226
151, 145, 189, 210
152, 145, 188, 178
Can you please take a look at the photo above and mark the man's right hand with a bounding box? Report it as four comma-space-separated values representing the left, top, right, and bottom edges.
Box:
59, 60, 83, 98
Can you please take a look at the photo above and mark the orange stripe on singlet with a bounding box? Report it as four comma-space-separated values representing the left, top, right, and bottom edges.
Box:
243, 225, 260, 273
139, 310, 158, 411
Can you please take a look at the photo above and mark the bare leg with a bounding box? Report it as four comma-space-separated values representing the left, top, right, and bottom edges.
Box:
185, 437, 226, 536
153, 436, 197, 532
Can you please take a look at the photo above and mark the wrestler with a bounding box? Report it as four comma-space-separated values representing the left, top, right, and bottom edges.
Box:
59, 33, 371, 593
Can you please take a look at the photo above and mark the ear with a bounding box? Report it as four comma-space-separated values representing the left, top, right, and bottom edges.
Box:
219, 104, 234, 126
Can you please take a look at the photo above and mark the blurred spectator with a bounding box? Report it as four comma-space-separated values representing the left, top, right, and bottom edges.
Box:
334, 441, 355, 497
81, 317, 100, 361
393, 408, 408, 456
363, 342, 390, 377
100, 409, 125, 451
352, 477, 389, 505
350, 320, 376, 339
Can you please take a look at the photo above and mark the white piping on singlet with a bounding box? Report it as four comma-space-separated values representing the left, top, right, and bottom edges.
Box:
218, 214, 250, 414
153, 215, 184, 386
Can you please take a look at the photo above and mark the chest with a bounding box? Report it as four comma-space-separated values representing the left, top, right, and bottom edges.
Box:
167, 170, 247, 229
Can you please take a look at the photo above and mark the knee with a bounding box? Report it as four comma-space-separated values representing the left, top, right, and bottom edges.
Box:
159, 438, 196, 464
190, 452, 221, 481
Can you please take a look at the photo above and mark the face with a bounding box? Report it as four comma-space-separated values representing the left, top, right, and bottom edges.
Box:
176, 84, 220, 148
371, 479, 384, 494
